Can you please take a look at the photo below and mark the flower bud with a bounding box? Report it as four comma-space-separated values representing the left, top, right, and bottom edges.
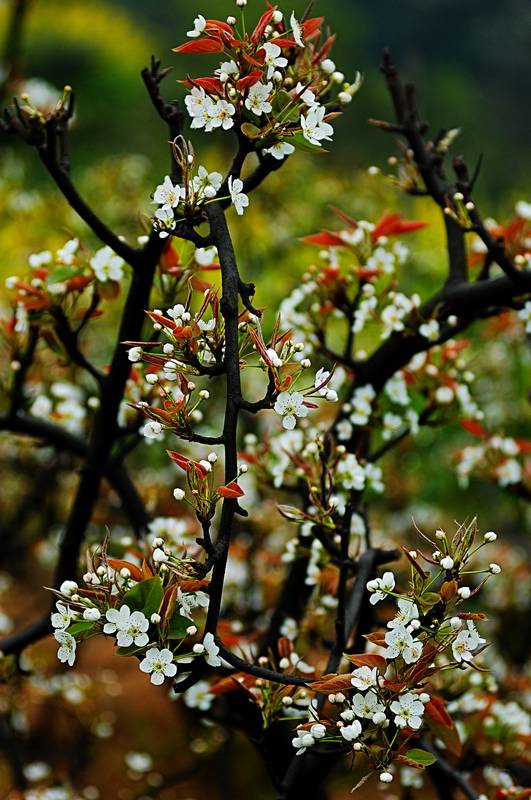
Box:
484, 531, 497, 542
440, 556, 454, 570
60, 580, 78, 596
83, 608, 101, 622
173, 488, 185, 501
150, 613, 161, 624
379, 772, 393, 783
489, 563, 501, 574
321, 58, 336, 74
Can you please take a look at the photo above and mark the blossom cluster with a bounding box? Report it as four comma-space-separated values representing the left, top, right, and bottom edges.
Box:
283, 521, 503, 786
456, 421, 530, 490
49, 535, 222, 685
149, 6, 361, 237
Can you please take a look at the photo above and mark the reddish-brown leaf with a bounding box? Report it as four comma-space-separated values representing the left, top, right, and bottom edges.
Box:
251, 8, 275, 42
425, 694, 453, 728
173, 37, 225, 55
236, 70, 265, 91
345, 653, 386, 670
107, 559, 144, 582
218, 482, 245, 498
311, 674, 354, 693
301, 231, 346, 247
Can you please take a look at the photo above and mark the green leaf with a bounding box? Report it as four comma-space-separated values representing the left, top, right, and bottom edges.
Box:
418, 591, 441, 613
116, 644, 146, 657
287, 133, 327, 154
48, 266, 84, 283
122, 577, 164, 616
240, 122, 262, 140
166, 611, 190, 640
404, 748, 437, 767
67, 620, 95, 638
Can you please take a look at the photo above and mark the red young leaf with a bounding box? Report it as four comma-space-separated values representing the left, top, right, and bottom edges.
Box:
237, 70, 265, 91
302, 231, 346, 247
106, 559, 144, 582
218, 482, 245, 498
425, 694, 453, 728
346, 653, 387, 670
173, 37, 225, 55
166, 450, 191, 471
251, 8, 275, 43
371, 212, 428, 241
460, 418, 488, 438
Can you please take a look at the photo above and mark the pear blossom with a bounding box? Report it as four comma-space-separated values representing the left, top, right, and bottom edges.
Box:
128, 346, 142, 363
387, 599, 419, 629
56, 238, 79, 264
208, 100, 236, 131
290, 12, 304, 47
263, 141, 295, 161
245, 81, 273, 116
367, 571, 395, 604
202, 632, 222, 667
419, 319, 440, 341
187, 14, 206, 38
294, 82, 319, 108
385, 626, 423, 663
139, 647, 177, 685
54, 629, 77, 666
183, 680, 214, 711
452, 621, 486, 663
351, 691, 385, 719
152, 176, 183, 208
292, 731, 316, 755
192, 165, 224, 199
115, 610, 149, 648
228, 176, 249, 216
103, 604, 135, 636
154, 206, 176, 238
274, 391, 309, 430
51, 602, 76, 630
262, 42, 288, 78
90, 246, 125, 282
28, 250, 52, 268
350, 666, 378, 691
195, 246, 218, 266
300, 106, 334, 147
390, 692, 425, 729
142, 420, 163, 439
340, 720, 362, 741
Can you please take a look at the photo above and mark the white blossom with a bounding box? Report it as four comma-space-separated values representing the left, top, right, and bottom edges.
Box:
340, 720, 362, 741
139, 647, 177, 685
54, 629, 77, 666
367, 571, 395, 604
300, 106, 334, 146
90, 246, 125, 282
228, 176, 249, 216
290, 12, 304, 47
187, 14, 206, 38
263, 141, 295, 160
202, 632, 222, 667
274, 391, 309, 430
390, 692, 425, 729
245, 81, 273, 116
153, 175, 183, 208
262, 42, 288, 78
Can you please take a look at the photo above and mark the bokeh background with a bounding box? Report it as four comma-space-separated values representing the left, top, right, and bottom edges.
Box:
0, 1, 529, 798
